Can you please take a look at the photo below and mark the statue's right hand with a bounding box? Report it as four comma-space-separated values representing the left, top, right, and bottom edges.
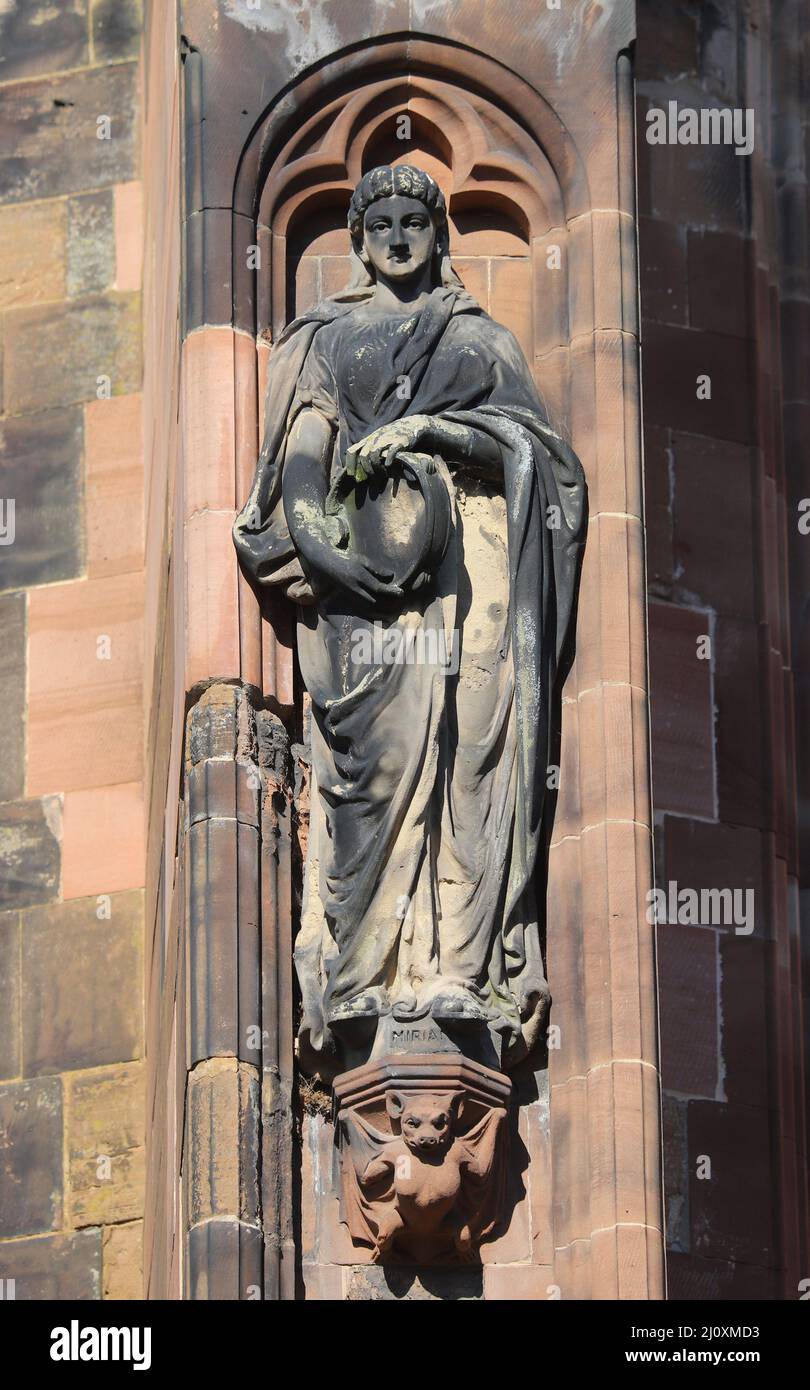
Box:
338, 553, 404, 604
315, 548, 403, 604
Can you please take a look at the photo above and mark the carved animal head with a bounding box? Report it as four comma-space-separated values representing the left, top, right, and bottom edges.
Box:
386, 1091, 461, 1153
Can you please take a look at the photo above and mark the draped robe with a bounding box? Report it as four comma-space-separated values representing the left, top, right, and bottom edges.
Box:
234, 285, 586, 1075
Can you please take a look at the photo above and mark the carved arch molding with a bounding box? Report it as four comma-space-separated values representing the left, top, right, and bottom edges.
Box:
231, 38, 591, 414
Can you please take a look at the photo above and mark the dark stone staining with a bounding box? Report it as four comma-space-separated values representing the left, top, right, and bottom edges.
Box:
345, 1265, 484, 1300
183, 208, 241, 335
0, 1229, 101, 1300
0, 911, 21, 1079
662, 1093, 689, 1252
184, 686, 265, 1066
0, 0, 89, 84
667, 1251, 779, 1302
718, 934, 771, 1109
0, 1076, 63, 1237
21, 890, 142, 1076
187, 808, 260, 1064
0, 592, 25, 800
186, 1219, 263, 1301
0, 798, 61, 912
0, 409, 84, 592
0, 63, 138, 207
185, 1065, 261, 1227
687, 1101, 776, 1268
67, 190, 115, 297
91, 0, 143, 63
642, 322, 754, 444
5, 296, 141, 411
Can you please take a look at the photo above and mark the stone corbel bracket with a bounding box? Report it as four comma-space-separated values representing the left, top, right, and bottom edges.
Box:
333, 1054, 512, 1267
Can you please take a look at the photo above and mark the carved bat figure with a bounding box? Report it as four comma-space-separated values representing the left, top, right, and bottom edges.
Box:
356, 1092, 506, 1264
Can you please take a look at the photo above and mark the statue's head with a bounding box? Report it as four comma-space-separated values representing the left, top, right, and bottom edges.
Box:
386, 1090, 461, 1153
347, 165, 451, 288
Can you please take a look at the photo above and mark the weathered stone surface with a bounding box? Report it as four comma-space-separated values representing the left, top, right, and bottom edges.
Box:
185, 1218, 263, 1300
5, 294, 141, 411
662, 1092, 689, 1252
67, 190, 115, 297
21, 890, 142, 1075
0, 1228, 101, 1300
0, 0, 89, 83
0, 408, 84, 592
180, 328, 237, 514
302, 1263, 344, 1300
642, 322, 754, 444
187, 814, 260, 1065
648, 602, 715, 819
635, 0, 699, 81
687, 1101, 776, 1268
186, 681, 252, 764
687, 228, 749, 339
0, 1076, 62, 1237
62, 782, 145, 900
672, 433, 755, 619
184, 510, 242, 685
657, 924, 719, 1098
0, 64, 138, 206
0, 200, 67, 309
662, 816, 765, 935
113, 181, 143, 292
0, 911, 20, 1079
638, 216, 687, 325
0, 593, 25, 802
643, 423, 674, 594
719, 935, 771, 1111
26, 570, 144, 795
0, 798, 61, 912
483, 1265, 557, 1300
184, 1059, 260, 1226
85, 393, 144, 577
667, 1251, 779, 1301
642, 119, 747, 235
714, 617, 767, 829
345, 1265, 483, 1300
91, 0, 143, 62
184, 208, 244, 332
102, 1219, 143, 1299
67, 1062, 145, 1226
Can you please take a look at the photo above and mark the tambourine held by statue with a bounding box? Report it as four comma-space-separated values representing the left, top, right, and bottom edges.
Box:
324, 450, 452, 594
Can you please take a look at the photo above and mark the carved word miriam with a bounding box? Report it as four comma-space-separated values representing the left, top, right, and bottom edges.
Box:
391, 1027, 441, 1044
50, 1321, 151, 1370
646, 101, 755, 156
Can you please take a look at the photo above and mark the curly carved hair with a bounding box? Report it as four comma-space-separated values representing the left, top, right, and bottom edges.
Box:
347, 164, 448, 247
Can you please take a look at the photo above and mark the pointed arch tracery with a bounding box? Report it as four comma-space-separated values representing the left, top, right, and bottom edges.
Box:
230, 36, 591, 410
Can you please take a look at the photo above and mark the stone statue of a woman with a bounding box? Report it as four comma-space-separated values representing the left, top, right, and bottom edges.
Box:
234, 165, 585, 1078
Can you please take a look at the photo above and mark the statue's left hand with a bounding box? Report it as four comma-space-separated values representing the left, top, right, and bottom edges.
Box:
345, 415, 434, 480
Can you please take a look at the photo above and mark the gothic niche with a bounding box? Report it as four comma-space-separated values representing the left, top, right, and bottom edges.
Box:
234, 142, 585, 1264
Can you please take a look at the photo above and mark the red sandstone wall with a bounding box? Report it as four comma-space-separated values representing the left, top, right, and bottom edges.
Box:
0, 0, 146, 1299
0, 0, 807, 1305
637, 0, 810, 1298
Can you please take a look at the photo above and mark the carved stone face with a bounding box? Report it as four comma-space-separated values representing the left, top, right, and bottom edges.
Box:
361, 195, 436, 283
396, 1096, 453, 1153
